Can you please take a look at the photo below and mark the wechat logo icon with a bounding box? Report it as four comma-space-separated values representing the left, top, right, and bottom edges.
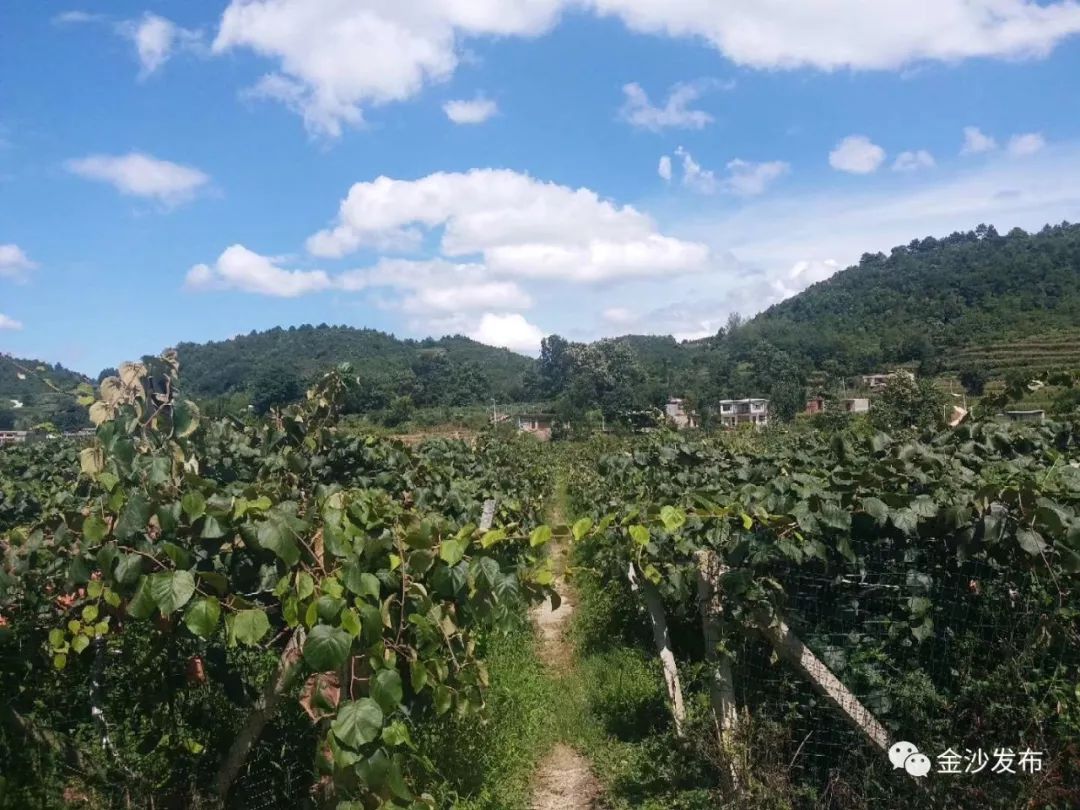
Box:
888, 741, 931, 777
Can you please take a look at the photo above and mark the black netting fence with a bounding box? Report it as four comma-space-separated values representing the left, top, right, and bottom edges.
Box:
730, 550, 1079, 807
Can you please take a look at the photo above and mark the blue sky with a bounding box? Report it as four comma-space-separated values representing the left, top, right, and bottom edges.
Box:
3, 1, 1080, 375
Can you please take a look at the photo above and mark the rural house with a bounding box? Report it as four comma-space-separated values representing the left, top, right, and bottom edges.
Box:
860, 371, 915, 390
718, 398, 769, 429
805, 396, 826, 415
844, 398, 870, 413
665, 398, 699, 429
1004, 409, 1045, 424
515, 413, 554, 441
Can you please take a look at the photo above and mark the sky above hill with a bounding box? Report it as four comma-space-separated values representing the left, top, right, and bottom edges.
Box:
4, 1, 1080, 375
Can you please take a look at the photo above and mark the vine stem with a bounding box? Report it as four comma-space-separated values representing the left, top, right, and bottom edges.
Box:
214, 626, 307, 799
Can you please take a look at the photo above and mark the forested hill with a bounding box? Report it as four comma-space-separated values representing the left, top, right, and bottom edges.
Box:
0, 355, 91, 430
174, 325, 537, 410
725, 222, 1080, 375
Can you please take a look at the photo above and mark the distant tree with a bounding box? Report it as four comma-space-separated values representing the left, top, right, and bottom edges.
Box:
97, 367, 119, 383
1051, 388, 1080, 416
870, 376, 947, 432
249, 364, 304, 415
958, 365, 988, 396
382, 395, 414, 427
0, 405, 15, 430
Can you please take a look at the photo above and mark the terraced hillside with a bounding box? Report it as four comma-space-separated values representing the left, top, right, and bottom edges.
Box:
946, 330, 1080, 375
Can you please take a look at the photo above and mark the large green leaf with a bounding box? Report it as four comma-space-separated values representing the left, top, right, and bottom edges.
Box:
229, 609, 271, 646
371, 668, 403, 714
331, 699, 383, 749
303, 624, 352, 671
183, 597, 221, 638
149, 570, 196, 615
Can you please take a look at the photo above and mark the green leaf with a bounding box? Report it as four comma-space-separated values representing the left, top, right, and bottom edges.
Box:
114, 492, 151, 540
48, 628, 66, 649
817, 503, 852, 532
660, 506, 686, 532
382, 720, 411, 748
172, 399, 200, 438
861, 497, 889, 525
529, 525, 553, 548
149, 570, 196, 615
911, 617, 934, 643
114, 553, 143, 587
629, 525, 650, 546
480, 529, 506, 548
371, 668, 404, 714
83, 515, 108, 543
890, 508, 919, 537
81, 604, 99, 623
126, 576, 156, 619
439, 538, 466, 566
433, 685, 452, 715
181, 491, 206, 520
1016, 528, 1046, 556
410, 661, 428, 693
295, 571, 315, 600
229, 609, 271, 647
571, 517, 593, 542
71, 634, 90, 654
257, 514, 301, 567
303, 624, 352, 672
331, 699, 383, 749
340, 607, 362, 638
184, 597, 221, 638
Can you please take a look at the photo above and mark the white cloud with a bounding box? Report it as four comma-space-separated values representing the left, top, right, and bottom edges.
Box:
337, 258, 532, 314
53, 11, 106, 25
186, 245, 332, 297
724, 158, 790, 196
469, 312, 545, 354
0, 244, 37, 281
658, 155, 672, 182
601, 306, 637, 326
676, 145, 1080, 320
65, 152, 210, 205
591, 0, 1080, 70
1008, 132, 1046, 156
829, 135, 886, 174
892, 149, 936, 171
673, 148, 788, 195
119, 13, 201, 78
619, 80, 722, 131
213, 0, 564, 137
962, 126, 998, 154
674, 146, 718, 193
306, 169, 711, 282
209, 2, 1080, 135
0, 314, 23, 331
443, 96, 498, 124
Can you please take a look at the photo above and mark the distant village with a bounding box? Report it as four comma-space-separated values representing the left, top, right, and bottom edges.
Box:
1, 370, 1049, 447
497, 369, 1046, 441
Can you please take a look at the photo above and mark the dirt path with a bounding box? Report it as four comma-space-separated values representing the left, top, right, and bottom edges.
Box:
528, 487, 603, 809
530, 743, 602, 810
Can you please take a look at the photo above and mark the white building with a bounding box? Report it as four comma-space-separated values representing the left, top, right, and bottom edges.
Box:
665, 398, 698, 429
860, 371, 915, 390
718, 398, 769, 429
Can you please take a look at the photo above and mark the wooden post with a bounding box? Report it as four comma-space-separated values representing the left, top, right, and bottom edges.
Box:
627, 562, 686, 737
479, 499, 496, 532
757, 620, 889, 751
215, 627, 307, 799
694, 550, 741, 792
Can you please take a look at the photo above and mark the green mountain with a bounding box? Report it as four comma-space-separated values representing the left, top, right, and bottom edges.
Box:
725, 222, 1080, 377
174, 325, 537, 411
0, 356, 91, 431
